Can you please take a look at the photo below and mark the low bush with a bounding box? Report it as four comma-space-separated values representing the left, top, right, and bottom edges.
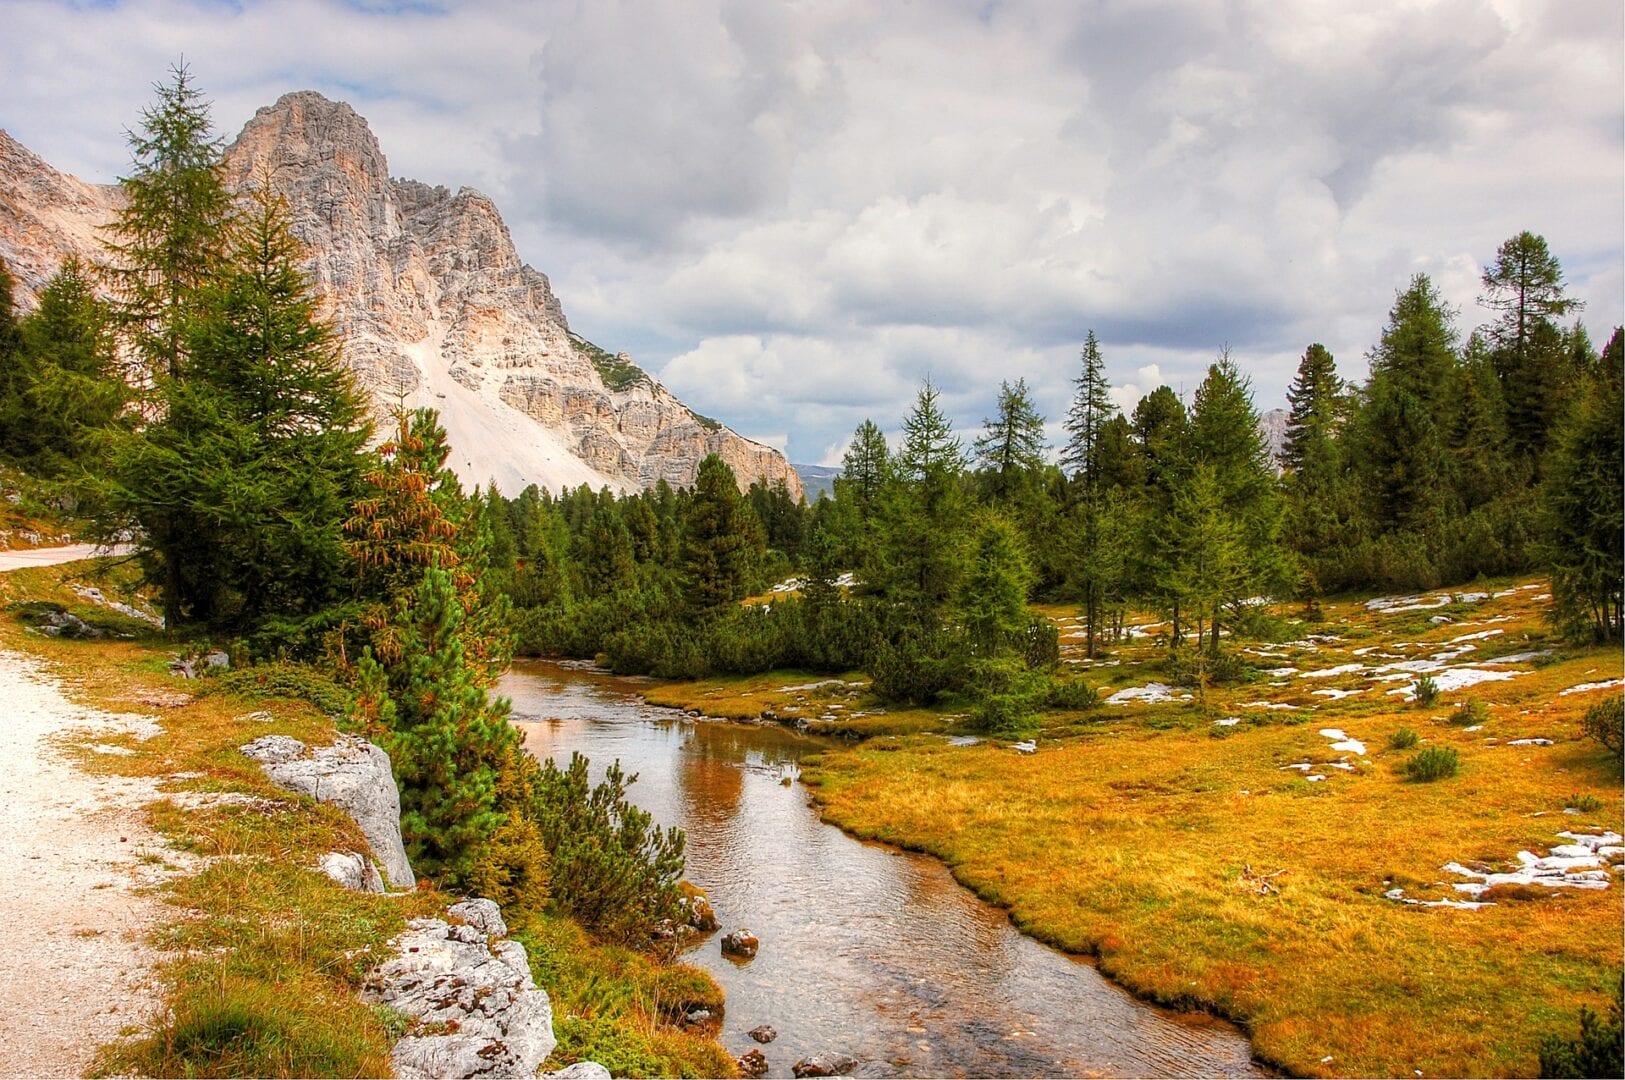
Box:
1580, 694, 1622, 755
1538, 988, 1623, 1079
526, 751, 685, 944
1565, 793, 1604, 814
1042, 676, 1099, 711
1388, 727, 1419, 750
204, 662, 352, 719
1450, 699, 1490, 726
1415, 674, 1441, 707
1404, 746, 1459, 782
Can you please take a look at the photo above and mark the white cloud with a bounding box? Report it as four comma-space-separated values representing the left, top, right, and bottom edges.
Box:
1, 0, 1619, 464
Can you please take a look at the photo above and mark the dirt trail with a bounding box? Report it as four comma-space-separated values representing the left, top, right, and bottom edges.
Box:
0, 545, 166, 1076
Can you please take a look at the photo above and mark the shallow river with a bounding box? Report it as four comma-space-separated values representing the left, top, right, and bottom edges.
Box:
502, 661, 1261, 1079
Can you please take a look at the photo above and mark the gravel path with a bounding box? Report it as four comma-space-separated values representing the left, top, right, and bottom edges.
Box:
0, 545, 167, 1076
0, 544, 131, 571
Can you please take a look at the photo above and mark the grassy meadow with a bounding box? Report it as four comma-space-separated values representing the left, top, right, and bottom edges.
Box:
659, 578, 1622, 1077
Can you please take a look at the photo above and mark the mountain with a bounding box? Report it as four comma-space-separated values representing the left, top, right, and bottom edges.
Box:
1258, 407, 1289, 468
793, 464, 841, 501
0, 92, 800, 499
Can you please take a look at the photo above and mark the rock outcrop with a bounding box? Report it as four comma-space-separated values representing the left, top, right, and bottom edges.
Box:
0, 95, 801, 499
240, 733, 415, 890
363, 914, 555, 1079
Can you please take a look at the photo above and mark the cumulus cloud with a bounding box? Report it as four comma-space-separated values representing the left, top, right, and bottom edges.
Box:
2, 0, 1619, 465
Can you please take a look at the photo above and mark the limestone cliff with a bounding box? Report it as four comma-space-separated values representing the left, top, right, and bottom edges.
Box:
0, 94, 801, 498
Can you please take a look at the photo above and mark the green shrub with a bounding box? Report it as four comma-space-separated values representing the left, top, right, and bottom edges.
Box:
1388, 727, 1419, 750
1405, 746, 1459, 782
1538, 989, 1623, 1078
1580, 695, 1622, 755
527, 751, 685, 944
1415, 674, 1441, 707
1043, 675, 1099, 711
1450, 699, 1490, 726
204, 662, 352, 719
1566, 793, 1604, 814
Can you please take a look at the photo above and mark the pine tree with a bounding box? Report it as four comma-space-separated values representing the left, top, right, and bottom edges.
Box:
681, 454, 762, 614
0, 259, 24, 453
103, 63, 233, 380
838, 419, 891, 510
354, 563, 519, 884
1480, 232, 1583, 465
1158, 464, 1246, 656
1062, 331, 1117, 499
1353, 274, 1460, 535
1541, 327, 1624, 641
1186, 353, 1286, 644
107, 178, 369, 634
973, 378, 1047, 499
958, 515, 1033, 657
3, 259, 125, 476
874, 381, 969, 617
1281, 344, 1340, 475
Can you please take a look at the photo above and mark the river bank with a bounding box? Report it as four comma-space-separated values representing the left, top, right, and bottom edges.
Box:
625, 576, 1623, 1077
0, 553, 733, 1078
505, 660, 1262, 1078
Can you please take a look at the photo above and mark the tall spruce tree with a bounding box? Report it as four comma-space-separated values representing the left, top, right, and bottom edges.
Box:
108, 177, 370, 634
1540, 327, 1624, 641
1353, 274, 1460, 537
1480, 231, 1582, 465
4, 259, 125, 477
973, 378, 1047, 500
1280, 344, 1346, 573
682, 454, 762, 615
1062, 331, 1116, 496
103, 63, 233, 381
875, 380, 969, 617
354, 563, 519, 885
1186, 353, 1285, 646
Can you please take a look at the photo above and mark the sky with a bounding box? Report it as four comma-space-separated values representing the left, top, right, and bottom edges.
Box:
3, 0, 1620, 466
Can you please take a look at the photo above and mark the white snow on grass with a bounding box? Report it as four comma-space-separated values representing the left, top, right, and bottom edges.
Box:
1106, 683, 1192, 705
1365, 594, 1452, 613
1312, 688, 1364, 699
1448, 629, 1505, 644
1506, 738, 1553, 747
1483, 650, 1553, 665
1299, 663, 1367, 679
1241, 701, 1299, 710
1386, 667, 1522, 700
1317, 728, 1367, 754
1213, 717, 1241, 727
1560, 679, 1625, 696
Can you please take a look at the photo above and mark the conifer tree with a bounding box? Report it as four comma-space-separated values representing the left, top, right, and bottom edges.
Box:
0, 260, 23, 444
1353, 274, 1460, 535
682, 454, 762, 614
1158, 464, 1246, 655
1186, 354, 1286, 642
1480, 231, 1583, 465
973, 378, 1047, 499
3, 259, 125, 477
103, 63, 233, 380
958, 515, 1033, 657
1541, 328, 1624, 641
875, 380, 969, 617
1281, 344, 1341, 475
1062, 330, 1117, 497
354, 563, 519, 884
838, 419, 891, 510
107, 177, 369, 633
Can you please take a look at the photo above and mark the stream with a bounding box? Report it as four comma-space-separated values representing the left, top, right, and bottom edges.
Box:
502, 660, 1262, 1079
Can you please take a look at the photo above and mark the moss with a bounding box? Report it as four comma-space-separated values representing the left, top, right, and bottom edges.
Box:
571, 334, 652, 393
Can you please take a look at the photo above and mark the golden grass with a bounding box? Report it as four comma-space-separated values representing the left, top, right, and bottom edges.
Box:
801, 578, 1623, 1077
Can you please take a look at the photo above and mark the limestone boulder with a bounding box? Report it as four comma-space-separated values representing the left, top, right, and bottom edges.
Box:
241, 734, 414, 890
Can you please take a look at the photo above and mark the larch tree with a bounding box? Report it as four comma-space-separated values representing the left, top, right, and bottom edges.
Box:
103, 62, 234, 381
1541, 327, 1624, 642
973, 378, 1047, 500
1480, 231, 1582, 465
1062, 331, 1120, 657
681, 454, 763, 615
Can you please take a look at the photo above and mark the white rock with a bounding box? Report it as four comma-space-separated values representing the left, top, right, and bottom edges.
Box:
366, 917, 555, 1079
448, 898, 508, 938
242, 734, 415, 890
320, 850, 385, 894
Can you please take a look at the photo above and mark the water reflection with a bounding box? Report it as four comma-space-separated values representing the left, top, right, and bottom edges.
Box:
502, 660, 1260, 1079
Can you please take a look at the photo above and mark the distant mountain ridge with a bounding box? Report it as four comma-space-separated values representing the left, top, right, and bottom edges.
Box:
0, 92, 801, 499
